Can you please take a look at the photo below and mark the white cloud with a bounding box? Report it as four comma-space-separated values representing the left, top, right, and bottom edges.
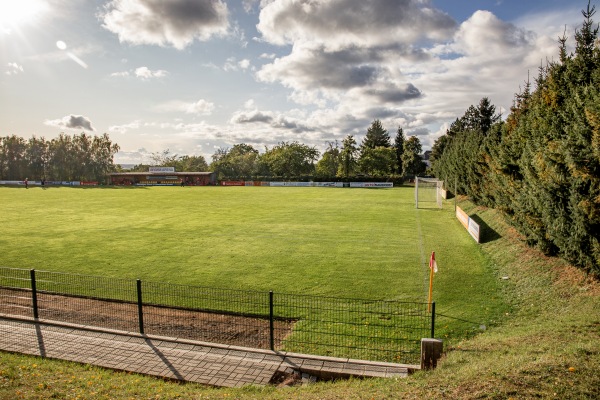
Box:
135, 66, 168, 79
89, 1, 592, 162
513, 5, 581, 40
101, 0, 230, 50
109, 120, 142, 133
110, 67, 168, 79
155, 99, 215, 115
231, 109, 273, 124
110, 71, 130, 77
223, 57, 252, 72
257, 0, 456, 50
254, 0, 455, 131
184, 99, 215, 115
450, 11, 536, 59
223, 57, 237, 71
200, 62, 220, 70
258, 46, 380, 91
407, 10, 556, 119
512, 6, 582, 65
6, 62, 24, 75
251, 1, 584, 152
230, 107, 314, 135
45, 115, 96, 131
238, 59, 251, 70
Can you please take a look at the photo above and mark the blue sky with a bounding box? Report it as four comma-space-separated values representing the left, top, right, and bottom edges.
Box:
0, 0, 587, 164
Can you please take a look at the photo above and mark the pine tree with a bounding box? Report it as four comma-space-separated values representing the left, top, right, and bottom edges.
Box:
431, 5, 600, 275
361, 120, 391, 149
393, 127, 405, 175
338, 135, 359, 178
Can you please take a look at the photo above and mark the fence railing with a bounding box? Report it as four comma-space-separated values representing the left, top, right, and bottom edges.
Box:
0, 267, 434, 364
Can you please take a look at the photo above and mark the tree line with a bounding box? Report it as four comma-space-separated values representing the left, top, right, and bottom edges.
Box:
0, 133, 119, 182
431, 4, 600, 276
128, 121, 427, 182
1, 121, 427, 184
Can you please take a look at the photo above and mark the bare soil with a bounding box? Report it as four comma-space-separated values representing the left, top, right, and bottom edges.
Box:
0, 287, 294, 349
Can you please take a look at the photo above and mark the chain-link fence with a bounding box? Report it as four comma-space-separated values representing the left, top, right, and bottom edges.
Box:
0, 267, 433, 363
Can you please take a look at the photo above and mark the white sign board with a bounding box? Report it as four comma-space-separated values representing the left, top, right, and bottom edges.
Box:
456, 206, 480, 243
149, 167, 175, 173
350, 182, 394, 188
468, 218, 481, 243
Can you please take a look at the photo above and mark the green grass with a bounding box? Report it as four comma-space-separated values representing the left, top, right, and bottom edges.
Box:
0, 186, 504, 343
3, 186, 427, 298
0, 195, 598, 398
10, 186, 588, 397
7, 187, 422, 299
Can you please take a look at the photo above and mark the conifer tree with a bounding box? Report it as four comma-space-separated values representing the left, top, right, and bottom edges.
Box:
338, 135, 359, 178
393, 127, 405, 175
361, 120, 391, 149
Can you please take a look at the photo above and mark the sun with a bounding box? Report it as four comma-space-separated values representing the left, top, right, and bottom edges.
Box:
0, 0, 48, 32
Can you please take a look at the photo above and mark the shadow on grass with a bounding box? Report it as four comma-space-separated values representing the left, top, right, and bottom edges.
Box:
469, 214, 501, 243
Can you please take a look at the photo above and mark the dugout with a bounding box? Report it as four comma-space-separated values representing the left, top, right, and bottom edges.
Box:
109, 167, 216, 186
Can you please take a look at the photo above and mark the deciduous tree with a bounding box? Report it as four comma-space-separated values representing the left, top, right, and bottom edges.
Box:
401, 136, 425, 178
315, 141, 340, 178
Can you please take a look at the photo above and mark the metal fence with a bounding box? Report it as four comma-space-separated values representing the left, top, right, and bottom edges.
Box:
0, 267, 433, 364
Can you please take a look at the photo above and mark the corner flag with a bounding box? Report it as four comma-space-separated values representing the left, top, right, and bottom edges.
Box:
430, 251, 438, 273
428, 251, 437, 312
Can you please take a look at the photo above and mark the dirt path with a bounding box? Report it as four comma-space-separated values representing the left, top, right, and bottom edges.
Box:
0, 287, 293, 349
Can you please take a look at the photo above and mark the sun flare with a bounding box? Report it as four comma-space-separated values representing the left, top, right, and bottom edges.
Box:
0, 0, 48, 32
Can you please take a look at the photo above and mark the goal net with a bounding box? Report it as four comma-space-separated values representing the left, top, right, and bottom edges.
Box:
415, 177, 443, 209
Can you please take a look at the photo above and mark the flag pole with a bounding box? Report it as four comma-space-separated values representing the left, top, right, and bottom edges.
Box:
428, 251, 435, 312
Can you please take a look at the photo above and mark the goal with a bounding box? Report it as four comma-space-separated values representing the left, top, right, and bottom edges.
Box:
415, 177, 443, 209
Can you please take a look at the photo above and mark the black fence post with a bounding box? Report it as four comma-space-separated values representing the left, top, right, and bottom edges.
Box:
137, 279, 144, 335
30, 269, 38, 319
431, 301, 436, 338
269, 290, 274, 351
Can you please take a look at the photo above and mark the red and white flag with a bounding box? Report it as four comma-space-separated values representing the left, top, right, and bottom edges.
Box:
429, 251, 438, 273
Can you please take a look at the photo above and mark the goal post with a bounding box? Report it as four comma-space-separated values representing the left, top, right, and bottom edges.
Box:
415, 177, 444, 209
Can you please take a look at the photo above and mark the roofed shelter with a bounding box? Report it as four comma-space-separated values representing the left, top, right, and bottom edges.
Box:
109, 167, 216, 186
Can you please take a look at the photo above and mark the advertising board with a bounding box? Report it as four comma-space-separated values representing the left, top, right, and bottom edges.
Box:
456, 206, 480, 243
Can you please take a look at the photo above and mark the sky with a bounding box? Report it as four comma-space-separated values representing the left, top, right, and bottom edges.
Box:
0, 0, 589, 165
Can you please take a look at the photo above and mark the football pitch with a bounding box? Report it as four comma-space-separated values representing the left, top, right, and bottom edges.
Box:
0, 185, 506, 339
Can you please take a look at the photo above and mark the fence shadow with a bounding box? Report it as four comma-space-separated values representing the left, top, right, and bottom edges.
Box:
468, 214, 501, 243
145, 339, 184, 381
35, 323, 47, 358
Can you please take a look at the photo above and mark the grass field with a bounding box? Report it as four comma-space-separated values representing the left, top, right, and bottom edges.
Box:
0, 185, 505, 341
0, 187, 598, 398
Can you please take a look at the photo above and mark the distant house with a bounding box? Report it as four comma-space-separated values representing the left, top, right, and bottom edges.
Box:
108, 166, 216, 186
421, 151, 432, 168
